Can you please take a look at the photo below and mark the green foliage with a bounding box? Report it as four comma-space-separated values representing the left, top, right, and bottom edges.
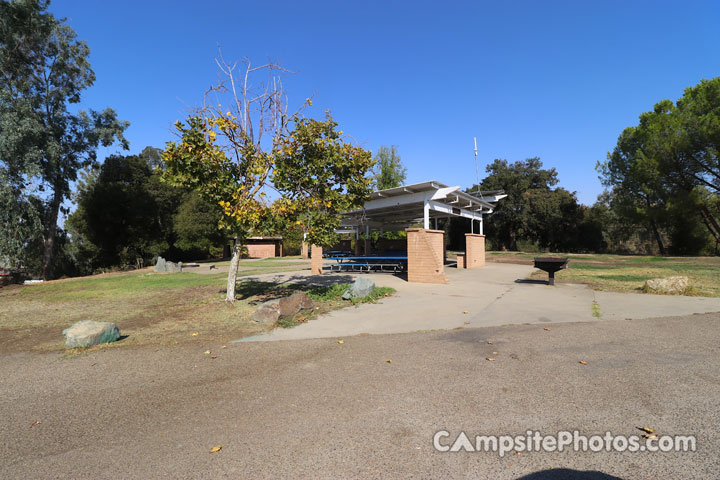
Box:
0, 0, 129, 278
66, 151, 226, 273
0, 175, 43, 270
372, 145, 407, 190
460, 157, 600, 252
273, 113, 375, 248
173, 191, 225, 256
599, 77, 720, 255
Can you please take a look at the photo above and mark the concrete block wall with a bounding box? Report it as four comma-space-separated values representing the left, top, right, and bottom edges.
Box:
311, 245, 323, 275
465, 234, 486, 269
407, 228, 448, 284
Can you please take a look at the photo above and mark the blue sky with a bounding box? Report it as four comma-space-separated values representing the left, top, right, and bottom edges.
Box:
51, 0, 720, 205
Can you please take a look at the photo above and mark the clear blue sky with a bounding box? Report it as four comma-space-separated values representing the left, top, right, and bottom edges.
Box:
51, 0, 720, 205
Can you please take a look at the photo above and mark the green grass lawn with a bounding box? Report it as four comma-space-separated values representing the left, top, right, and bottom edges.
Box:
0, 263, 394, 353
487, 251, 720, 297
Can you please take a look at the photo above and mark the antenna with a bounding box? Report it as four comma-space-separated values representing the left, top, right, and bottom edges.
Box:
473, 137, 479, 195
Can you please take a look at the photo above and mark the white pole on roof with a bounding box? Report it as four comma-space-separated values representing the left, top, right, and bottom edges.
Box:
474, 137, 479, 195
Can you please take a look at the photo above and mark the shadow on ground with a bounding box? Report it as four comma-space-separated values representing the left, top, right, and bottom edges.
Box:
515, 278, 549, 285
516, 469, 623, 479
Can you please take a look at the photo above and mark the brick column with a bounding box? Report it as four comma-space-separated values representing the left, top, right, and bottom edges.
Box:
311, 245, 323, 274
406, 228, 448, 284
301, 241, 309, 260
465, 234, 486, 269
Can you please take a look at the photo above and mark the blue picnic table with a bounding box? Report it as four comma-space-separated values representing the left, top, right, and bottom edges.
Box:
325, 255, 408, 273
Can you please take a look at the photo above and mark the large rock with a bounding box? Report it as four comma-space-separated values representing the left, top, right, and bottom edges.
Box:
252, 292, 314, 323
154, 256, 166, 272
154, 256, 182, 273
342, 277, 375, 300
62, 320, 121, 349
252, 300, 281, 323
643, 276, 689, 294
278, 292, 313, 317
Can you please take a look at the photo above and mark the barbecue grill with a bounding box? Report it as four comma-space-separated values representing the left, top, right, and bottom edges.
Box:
533, 257, 569, 286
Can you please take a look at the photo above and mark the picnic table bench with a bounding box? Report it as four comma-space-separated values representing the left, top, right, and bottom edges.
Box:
325, 256, 408, 273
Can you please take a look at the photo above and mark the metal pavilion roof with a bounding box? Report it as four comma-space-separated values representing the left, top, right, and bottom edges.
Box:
341, 180, 506, 230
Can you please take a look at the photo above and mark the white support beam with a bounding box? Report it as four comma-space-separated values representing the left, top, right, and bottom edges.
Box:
423, 200, 430, 229
427, 200, 482, 222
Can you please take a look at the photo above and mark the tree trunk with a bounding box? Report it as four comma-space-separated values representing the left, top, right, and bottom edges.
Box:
649, 219, 666, 255
700, 206, 720, 243
225, 239, 241, 303
41, 192, 62, 280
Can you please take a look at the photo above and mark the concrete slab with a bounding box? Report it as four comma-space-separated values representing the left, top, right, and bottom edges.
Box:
235, 262, 720, 342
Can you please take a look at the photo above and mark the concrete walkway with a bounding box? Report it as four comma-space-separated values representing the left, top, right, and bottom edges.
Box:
237, 263, 720, 342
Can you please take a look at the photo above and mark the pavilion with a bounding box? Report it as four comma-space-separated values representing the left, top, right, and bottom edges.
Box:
308, 181, 506, 284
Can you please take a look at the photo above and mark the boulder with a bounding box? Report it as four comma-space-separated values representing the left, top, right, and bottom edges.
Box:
154, 256, 182, 273
62, 320, 121, 349
278, 292, 313, 317
342, 277, 375, 300
643, 276, 689, 294
252, 300, 281, 323
252, 292, 314, 323
154, 256, 167, 272
166, 261, 183, 273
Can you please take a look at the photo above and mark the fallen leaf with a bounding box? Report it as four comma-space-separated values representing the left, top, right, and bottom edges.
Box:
221, 345, 227, 349
337, 340, 344, 344
579, 360, 588, 365
487, 341, 493, 345
315, 306, 319, 310
386, 359, 392, 363
384, 293, 388, 297
204, 350, 211, 355
462, 311, 468, 314
29, 420, 41, 428
486, 357, 496, 362
492, 351, 498, 355
514, 451, 521, 456
642, 433, 658, 440
297, 316, 307, 322
638, 426, 656, 434
211, 356, 217, 359
543, 328, 551, 331
191, 332, 199, 336
210, 445, 222, 453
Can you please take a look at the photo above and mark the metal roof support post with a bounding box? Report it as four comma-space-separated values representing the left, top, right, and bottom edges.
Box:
479, 216, 484, 235
423, 200, 430, 230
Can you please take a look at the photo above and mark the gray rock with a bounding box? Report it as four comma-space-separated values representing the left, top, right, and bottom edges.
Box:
62, 320, 121, 349
154, 256, 182, 273
643, 276, 689, 294
154, 256, 167, 272
343, 276, 375, 300
166, 261, 182, 273
252, 292, 314, 323
252, 300, 281, 323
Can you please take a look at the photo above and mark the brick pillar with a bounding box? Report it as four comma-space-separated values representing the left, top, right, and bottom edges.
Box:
406, 228, 448, 284
311, 245, 323, 274
465, 234, 486, 269
301, 241, 309, 260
